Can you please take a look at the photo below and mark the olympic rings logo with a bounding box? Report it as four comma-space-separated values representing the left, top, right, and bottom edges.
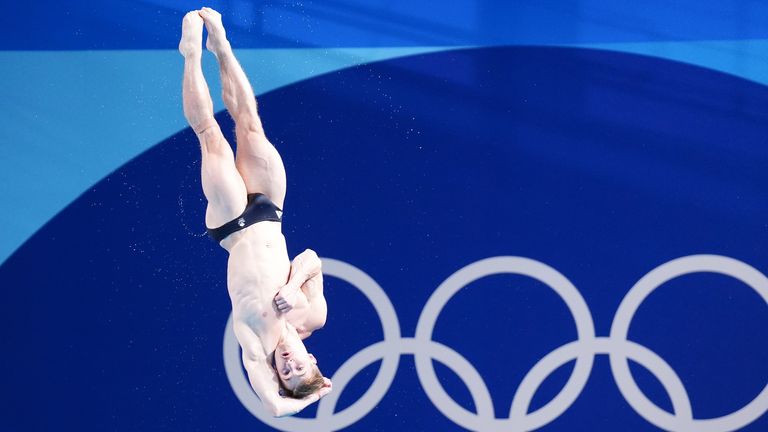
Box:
223, 255, 768, 432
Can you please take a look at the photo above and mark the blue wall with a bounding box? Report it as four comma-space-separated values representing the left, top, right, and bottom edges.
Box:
1, 2, 767, 431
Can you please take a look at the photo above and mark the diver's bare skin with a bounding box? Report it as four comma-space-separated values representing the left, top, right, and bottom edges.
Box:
180, 9, 330, 417
277, 249, 328, 339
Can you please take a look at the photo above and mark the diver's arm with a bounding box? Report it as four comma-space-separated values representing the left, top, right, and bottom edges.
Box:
275, 249, 323, 313
233, 321, 284, 415
295, 271, 327, 338
234, 321, 323, 417
272, 385, 330, 417
275, 249, 327, 337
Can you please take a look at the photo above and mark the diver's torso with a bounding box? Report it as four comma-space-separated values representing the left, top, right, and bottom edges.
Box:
225, 221, 290, 349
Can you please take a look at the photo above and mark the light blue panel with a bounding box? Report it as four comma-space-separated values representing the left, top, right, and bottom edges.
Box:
2, 39, 767, 266
0, 46, 451, 266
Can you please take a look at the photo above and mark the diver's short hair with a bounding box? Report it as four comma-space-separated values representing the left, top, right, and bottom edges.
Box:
282, 365, 325, 399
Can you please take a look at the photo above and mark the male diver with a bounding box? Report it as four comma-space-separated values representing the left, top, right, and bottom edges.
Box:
179, 7, 331, 416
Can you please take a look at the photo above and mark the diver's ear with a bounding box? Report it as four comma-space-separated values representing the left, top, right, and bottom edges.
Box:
308, 353, 317, 364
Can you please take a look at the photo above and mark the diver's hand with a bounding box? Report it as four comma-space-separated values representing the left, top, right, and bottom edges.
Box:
271, 378, 331, 417
274, 286, 298, 313
317, 377, 332, 398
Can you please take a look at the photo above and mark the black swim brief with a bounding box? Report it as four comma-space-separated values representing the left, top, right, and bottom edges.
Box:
206, 193, 283, 243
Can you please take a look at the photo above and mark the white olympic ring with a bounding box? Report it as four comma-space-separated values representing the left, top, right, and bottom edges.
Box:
223, 255, 768, 432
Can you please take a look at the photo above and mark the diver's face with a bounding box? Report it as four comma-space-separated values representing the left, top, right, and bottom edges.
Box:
275, 343, 317, 390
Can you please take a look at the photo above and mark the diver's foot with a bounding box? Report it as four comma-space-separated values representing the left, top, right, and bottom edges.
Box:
179, 11, 204, 57
200, 7, 231, 57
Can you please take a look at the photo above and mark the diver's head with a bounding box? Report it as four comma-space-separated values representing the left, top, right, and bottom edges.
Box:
275, 335, 325, 398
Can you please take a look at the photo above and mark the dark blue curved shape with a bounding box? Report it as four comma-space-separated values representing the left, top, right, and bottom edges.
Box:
1, 46, 767, 431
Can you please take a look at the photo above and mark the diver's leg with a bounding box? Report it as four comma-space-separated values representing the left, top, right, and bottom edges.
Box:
180, 10, 246, 228
200, 7, 287, 209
